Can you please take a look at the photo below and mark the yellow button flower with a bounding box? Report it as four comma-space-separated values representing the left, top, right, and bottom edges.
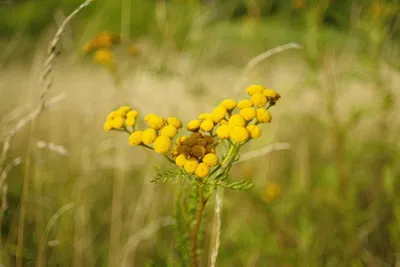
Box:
202, 153, 219, 167
198, 113, 213, 120
239, 107, 256, 121
172, 146, 181, 157
216, 125, 232, 139
107, 111, 118, 120
200, 119, 214, 132
220, 99, 237, 110
237, 99, 253, 109
127, 110, 139, 118
245, 85, 265, 96
263, 88, 278, 99
184, 158, 199, 174
187, 120, 201, 132
153, 135, 172, 154
220, 119, 228, 125
228, 114, 246, 127
192, 145, 206, 158
251, 93, 267, 107
166, 117, 182, 129
111, 116, 124, 129
141, 128, 157, 145
211, 106, 227, 123
160, 125, 178, 138
145, 114, 165, 130
125, 117, 136, 127
256, 109, 272, 123
262, 183, 281, 202
230, 126, 250, 143
119, 106, 131, 113
103, 120, 113, 131
129, 131, 143, 146
247, 125, 262, 139
94, 49, 114, 65
115, 109, 127, 117
195, 163, 210, 178
175, 154, 187, 167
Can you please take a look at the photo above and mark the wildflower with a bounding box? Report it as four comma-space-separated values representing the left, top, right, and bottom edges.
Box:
167, 117, 182, 129
246, 85, 265, 96
220, 99, 237, 110
172, 146, 181, 157
153, 136, 172, 154
107, 111, 118, 120
129, 131, 143, 146
119, 106, 131, 113
184, 158, 199, 173
192, 145, 206, 158
230, 126, 250, 143
239, 108, 256, 121
251, 93, 267, 107
237, 99, 253, 109
216, 125, 232, 139
182, 136, 197, 147
263, 88, 278, 99
220, 119, 228, 125
145, 114, 165, 129
103, 120, 113, 131
211, 106, 227, 123
125, 116, 136, 127
175, 154, 187, 167
94, 49, 114, 65
200, 120, 214, 132
111, 116, 125, 129
176, 136, 187, 145
247, 125, 261, 139
142, 128, 157, 145
262, 183, 281, 202
195, 163, 210, 178
228, 114, 246, 127
127, 110, 139, 118
196, 138, 208, 147
160, 125, 178, 138
256, 109, 272, 123
187, 120, 201, 132
202, 153, 219, 167
198, 113, 213, 120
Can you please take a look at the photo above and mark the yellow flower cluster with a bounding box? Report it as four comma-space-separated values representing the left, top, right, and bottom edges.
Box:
83, 32, 120, 66
172, 132, 218, 178
104, 106, 139, 131
83, 32, 120, 53
187, 85, 280, 144
129, 114, 183, 154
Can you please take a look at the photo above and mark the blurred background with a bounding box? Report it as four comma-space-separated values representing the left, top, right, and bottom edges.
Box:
0, 0, 400, 266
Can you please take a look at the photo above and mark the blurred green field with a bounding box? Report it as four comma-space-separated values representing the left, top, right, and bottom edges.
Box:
1, 0, 400, 266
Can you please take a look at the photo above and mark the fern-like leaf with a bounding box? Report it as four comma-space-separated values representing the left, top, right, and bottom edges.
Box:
204, 179, 253, 191
151, 167, 182, 184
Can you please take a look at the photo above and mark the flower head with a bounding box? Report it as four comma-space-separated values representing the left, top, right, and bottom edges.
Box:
127, 110, 139, 118
111, 116, 124, 129
103, 120, 113, 131
195, 163, 210, 178
220, 99, 237, 110
187, 120, 201, 132
247, 125, 262, 139
237, 99, 253, 109
125, 117, 136, 127
216, 125, 232, 139
256, 109, 272, 123
145, 114, 165, 129
184, 158, 199, 173
141, 128, 157, 144
167, 117, 182, 129
239, 107, 256, 121
94, 49, 114, 65
192, 145, 206, 158
246, 85, 265, 96
129, 131, 143, 146
200, 120, 214, 132
228, 114, 246, 127
251, 93, 267, 107
153, 136, 172, 154
211, 106, 227, 123
175, 154, 187, 167
202, 153, 219, 167
230, 126, 250, 143
160, 125, 178, 138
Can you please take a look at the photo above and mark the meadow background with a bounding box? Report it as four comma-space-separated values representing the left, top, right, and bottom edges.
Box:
1, 0, 400, 266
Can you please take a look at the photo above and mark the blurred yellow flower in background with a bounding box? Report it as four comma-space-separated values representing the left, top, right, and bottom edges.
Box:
94, 49, 114, 65
262, 183, 281, 202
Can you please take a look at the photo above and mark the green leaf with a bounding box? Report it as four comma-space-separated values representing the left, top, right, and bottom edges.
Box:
151, 167, 183, 184
204, 179, 253, 191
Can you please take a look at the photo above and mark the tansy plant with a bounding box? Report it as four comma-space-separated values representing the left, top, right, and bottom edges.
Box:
104, 84, 280, 266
